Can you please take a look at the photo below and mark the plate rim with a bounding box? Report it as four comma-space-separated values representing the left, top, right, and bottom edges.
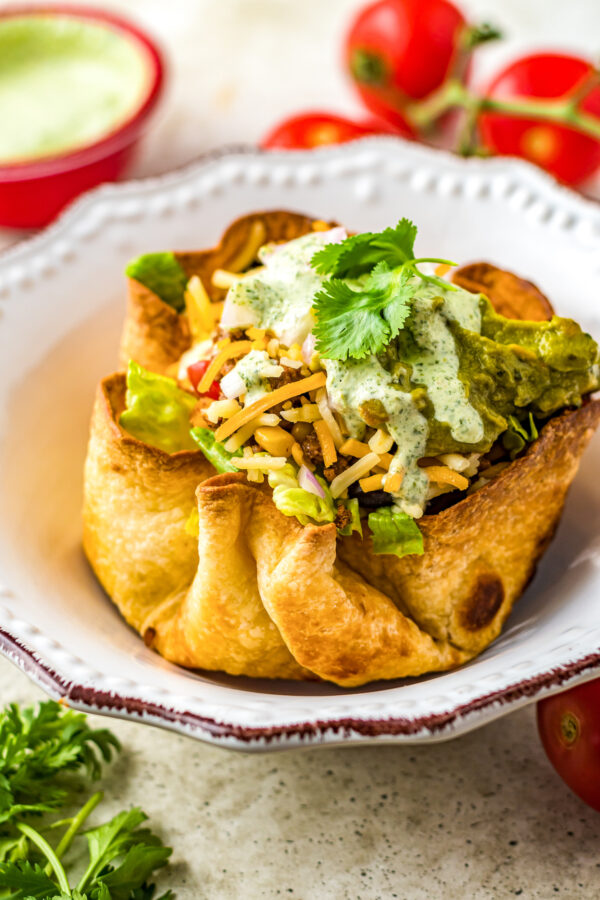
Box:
2, 616, 600, 749
1, 137, 600, 750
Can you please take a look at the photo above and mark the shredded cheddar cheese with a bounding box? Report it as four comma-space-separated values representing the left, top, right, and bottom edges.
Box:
185, 275, 214, 340
313, 419, 337, 468
330, 452, 381, 499
359, 473, 384, 493
339, 438, 370, 459
215, 372, 327, 442
315, 388, 344, 449
232, 455, 287, 471
383, 472, 403, 493
423, 466, 469, 490
197, 341, 253, 394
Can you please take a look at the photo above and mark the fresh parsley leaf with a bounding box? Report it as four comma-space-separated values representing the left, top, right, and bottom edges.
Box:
0, 702, 173, 900
77, 809, 171, 898
311, 218, 417, 278
0, 858, 58, 897
0, 702, 119, 825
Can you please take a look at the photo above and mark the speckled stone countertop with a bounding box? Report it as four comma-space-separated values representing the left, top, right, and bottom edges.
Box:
2, 1, 600, 896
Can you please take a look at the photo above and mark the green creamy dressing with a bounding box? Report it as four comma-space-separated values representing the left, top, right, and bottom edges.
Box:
231, 350, 274, 406
325, 280, 488, 514
0, 16, 149, 163
226, 232, 329, 345
325, 356, 430, 515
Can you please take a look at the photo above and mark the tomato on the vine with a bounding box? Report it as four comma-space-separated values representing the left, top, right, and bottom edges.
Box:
261, 111, 412, 150
479, 54, 600, 186
537, 678, 600, 812
344, 0, 490, 130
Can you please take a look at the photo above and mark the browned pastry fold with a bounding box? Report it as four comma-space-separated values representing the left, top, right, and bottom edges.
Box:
83, 210, 600, 686
452, 262, 554, 321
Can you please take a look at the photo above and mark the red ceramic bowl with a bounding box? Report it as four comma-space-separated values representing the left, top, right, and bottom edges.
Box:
0, 5, 165, 229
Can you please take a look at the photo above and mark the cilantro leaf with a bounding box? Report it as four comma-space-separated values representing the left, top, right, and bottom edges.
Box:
312, 278, 390, 360
310, 219, 456, 361
311, 218, 417, 278
313, 262, 414, 360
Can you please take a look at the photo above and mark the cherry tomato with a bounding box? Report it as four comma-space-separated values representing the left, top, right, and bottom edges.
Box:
261, 111, 412, 150
537, 678, 600, 812
344, 0, 471, 129
479, 54, 600, 186
187, 360, 220, 399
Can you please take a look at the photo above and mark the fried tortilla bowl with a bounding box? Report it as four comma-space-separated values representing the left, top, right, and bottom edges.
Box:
83, 211, 600, 687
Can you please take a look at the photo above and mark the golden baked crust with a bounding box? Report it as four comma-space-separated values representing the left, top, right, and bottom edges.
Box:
83, 210, 600, 686
83, 371, 600, 685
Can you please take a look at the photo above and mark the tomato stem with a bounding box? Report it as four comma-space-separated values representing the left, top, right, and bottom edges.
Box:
406, 76, 600, 147
462, 22, 503, 51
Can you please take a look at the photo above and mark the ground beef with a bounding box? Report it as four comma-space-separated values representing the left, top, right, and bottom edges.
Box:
301, 431, 323, 466
335, 505, 352, 531
268, 366, 305, 414
269, 367, 304, 391
220, 358, 236, 376
216, 327, 246, 342
323, 455, 352, 482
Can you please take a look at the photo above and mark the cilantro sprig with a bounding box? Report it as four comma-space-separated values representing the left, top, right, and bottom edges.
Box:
310, 218, 456, 360
0, 701, 173, 900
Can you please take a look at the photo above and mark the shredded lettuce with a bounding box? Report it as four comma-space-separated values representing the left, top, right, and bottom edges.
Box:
125, 252, 188, 312
502, 412, 539, 459
190, 427, 243, 472
368, 507, 424, 558
119, 361, 197, 453
267, 464, 336, 526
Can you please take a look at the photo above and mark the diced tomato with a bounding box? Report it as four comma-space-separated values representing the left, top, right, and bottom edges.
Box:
187, 360, 220, 399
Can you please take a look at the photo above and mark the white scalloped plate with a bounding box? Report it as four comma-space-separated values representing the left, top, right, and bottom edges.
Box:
1, 139, 599, 750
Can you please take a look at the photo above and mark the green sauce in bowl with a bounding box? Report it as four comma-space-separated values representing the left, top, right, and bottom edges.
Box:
0, 14, 150, 164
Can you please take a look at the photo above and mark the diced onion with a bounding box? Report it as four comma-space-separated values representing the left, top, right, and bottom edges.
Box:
298, 465, 326, 498
219, 292, 259, 331
220, 370, 246, 400
301, 333, 316, 365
